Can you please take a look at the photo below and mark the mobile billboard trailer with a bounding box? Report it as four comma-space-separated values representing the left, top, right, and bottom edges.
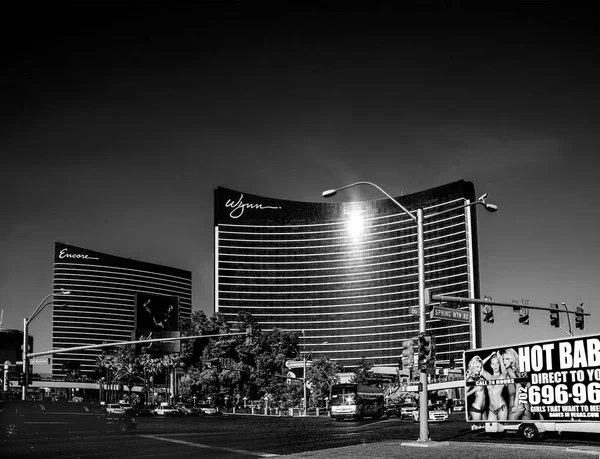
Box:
464, 333, 600, 440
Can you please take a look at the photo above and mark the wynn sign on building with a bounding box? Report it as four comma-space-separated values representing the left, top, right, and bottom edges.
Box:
214, 180, 483, 370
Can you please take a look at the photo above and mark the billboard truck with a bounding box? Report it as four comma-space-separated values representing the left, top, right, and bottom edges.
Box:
464, 333, 600, 440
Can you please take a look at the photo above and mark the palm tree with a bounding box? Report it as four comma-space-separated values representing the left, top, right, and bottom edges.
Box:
113, 361, 143, 404
138, 353, 165, 406
97, 352, 118, 403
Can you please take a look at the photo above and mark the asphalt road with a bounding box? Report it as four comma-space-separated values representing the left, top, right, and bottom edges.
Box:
2, 413, 600, 459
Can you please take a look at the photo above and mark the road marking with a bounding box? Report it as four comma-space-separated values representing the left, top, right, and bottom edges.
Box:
140, 434, 280, 457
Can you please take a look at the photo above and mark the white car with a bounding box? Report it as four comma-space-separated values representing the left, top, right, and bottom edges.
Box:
197, 404, 219, 415
412, 407, 449, 422
400, 404, 418, 419
105, 403, 126, 415
154, 405, 180, 416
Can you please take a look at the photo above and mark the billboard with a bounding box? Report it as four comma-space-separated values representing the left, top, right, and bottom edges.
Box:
464, 333, 600, 422
134, 293, 180, 354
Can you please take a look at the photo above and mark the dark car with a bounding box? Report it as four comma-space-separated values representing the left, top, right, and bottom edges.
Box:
384, 404, 400, 417
134, 406, 156, 417
1, 400, 136, 439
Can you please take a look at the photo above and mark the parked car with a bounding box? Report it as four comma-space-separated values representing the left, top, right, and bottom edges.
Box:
1, 400, 136, 439
175, 403, 194, 415
105, 404, 126, 415
196, 404, 219, 415
154, 404, 181, 416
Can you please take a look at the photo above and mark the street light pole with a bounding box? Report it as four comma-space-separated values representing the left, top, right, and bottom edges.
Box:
303, 352, 307, 416
416, 208, 428, 442
22, 290, 70, 400
291, 331, 328, 416
322, 181, 497, 443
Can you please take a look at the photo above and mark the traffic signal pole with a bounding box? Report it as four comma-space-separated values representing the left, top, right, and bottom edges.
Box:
416, 208, 430, 443
25, 332, 248, 359
431, 293, 590, 317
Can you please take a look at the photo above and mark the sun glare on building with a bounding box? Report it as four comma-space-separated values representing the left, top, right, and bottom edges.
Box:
346, 212, 365, 238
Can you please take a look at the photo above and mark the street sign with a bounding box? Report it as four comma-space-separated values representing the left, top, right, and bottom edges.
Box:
409, 306, 419, 316
430, 305, 471, 323
30, 358, 50, 365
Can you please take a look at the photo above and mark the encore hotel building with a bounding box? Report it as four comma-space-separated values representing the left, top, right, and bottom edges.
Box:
215, 180, 483, 370
52, 242, 192, 377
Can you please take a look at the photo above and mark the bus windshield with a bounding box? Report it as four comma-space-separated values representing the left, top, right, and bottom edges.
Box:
330, 392, 356, 406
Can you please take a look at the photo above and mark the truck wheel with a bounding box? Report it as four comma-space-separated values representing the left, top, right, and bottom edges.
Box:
519, 424, 539, 441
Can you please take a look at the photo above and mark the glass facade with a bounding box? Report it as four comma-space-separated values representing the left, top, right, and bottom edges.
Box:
52, 242, 192, 377
215, 181, 482, 370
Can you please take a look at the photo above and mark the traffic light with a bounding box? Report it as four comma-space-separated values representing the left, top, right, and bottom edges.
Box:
482, 295, 494, 323
549, 303, 560, 327
17, 371, 23, 386
417, 333, 435, 371
397, 359, 403, 371
449, 357, 455, 369
482, 296, 494, 324
576, 303, 585, 330
401, 339, 414, 369
519, 307, 530, 325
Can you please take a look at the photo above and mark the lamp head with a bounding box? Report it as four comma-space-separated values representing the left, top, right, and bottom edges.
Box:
477, 193, 498, 212
322, 189, 337, 198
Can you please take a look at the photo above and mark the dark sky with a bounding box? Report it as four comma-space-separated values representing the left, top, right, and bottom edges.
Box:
2, 2, 599, 363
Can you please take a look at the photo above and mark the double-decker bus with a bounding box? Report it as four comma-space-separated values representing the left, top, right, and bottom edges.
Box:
330, 383, 384, 421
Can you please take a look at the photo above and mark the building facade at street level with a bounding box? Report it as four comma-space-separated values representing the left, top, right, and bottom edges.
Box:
214, 180, 483, 370
52, 242, 192, 378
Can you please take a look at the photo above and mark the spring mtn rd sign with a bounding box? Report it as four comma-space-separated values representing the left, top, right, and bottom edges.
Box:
430, 305, 471, 323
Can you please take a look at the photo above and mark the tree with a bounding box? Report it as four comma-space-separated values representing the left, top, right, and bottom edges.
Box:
138, 353, 164, 405
61, 360, 82, 381
350, 357, 373, 384
111, 347, 144, 403
306, 357, 341, 408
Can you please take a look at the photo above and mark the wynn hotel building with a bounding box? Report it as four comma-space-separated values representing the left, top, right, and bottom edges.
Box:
214, 180, 482, 370
52, 242, 192, 377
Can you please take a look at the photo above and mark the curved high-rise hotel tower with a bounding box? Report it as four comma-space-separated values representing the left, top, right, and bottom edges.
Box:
214, 180, 482, 370
52, 242, 192, 377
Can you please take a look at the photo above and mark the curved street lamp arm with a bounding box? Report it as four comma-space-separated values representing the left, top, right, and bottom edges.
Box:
322, 181, 417, 222
28, 289, 71, 323
424, 195, 498, 220
27, 293, 54, 323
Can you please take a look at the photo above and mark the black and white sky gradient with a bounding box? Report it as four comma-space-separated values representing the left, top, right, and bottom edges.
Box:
2, 2, 599, 359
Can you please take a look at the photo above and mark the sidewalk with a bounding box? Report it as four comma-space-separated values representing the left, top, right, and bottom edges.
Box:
282, 440, 600, 458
